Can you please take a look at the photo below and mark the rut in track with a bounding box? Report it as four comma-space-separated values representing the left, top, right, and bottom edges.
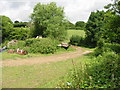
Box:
2, 46, 92, 67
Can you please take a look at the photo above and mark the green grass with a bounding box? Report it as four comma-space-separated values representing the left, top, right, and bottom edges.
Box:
1, 47, 76, 61
2, 55, 88, 88
67, 29, 85, 41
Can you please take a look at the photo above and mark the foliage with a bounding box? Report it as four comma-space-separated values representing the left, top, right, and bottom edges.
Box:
31, 2, 67, 41
0, 30, 2, 43
104, 43, 120, 53
44, 24, 67, 41
13, 21, 28, 27
85, 10, 106, 47
104, 0, 120, 44
104, 0, 120, 14
103, 12, 120, 43
90, 52, 120, 88
69, 35, 84, 46
94, 42, 120, 56
25, 38, 58, 54
59, 51, 120, 88
65, 20, 75, 29
9, 27, 31, 40
0, 15, 13, 42
75, 21, 86, 30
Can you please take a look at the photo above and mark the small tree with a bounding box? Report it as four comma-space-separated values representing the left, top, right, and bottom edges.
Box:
75, 21, 86, 30
31, 2, 67, 41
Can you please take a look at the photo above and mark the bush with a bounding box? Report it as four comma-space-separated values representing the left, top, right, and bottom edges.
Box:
69, 35, 84, 46
94, 42, 120, 56
59, 51, 120, 88
104, 43, 120, 54
9, 27, 31, 40
25, 38, 58, 54
90, 52, 120, 88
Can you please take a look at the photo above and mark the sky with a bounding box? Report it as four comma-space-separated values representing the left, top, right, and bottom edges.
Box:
0, 0, 112, 23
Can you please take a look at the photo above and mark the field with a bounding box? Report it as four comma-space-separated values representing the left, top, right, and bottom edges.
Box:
67, 29, 85, 39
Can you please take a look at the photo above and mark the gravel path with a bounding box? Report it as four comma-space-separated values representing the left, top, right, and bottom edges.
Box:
2, 46, 92, 67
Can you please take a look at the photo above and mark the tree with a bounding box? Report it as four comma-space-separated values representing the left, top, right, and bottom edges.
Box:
14, 20, 19, 23
85, 10, 106, 47
104, 0, 120, 43
104, 0, 120, 14
0, 15, 13, 42
64, 20, 75, 29
75, 21, 86, 30
13, 21, 28, 27
31, 2, 67, 41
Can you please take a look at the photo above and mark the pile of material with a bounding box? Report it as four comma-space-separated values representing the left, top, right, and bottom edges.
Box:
7, 40, 18, 48
8, 48, 28, 55
57, 42, 70, 50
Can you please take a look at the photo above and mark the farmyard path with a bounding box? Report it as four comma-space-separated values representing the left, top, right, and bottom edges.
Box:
2, 46, 92, 67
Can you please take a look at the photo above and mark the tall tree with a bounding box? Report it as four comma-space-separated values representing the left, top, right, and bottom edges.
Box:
85, 10, 106, 47
31, 2, 66, 41
104, 0, 120, 43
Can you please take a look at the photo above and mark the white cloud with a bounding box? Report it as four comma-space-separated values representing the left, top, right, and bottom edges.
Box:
0, 0, 112, 23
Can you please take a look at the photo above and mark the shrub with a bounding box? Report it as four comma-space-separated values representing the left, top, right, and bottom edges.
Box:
94, 42, 120, 56
104, 43, 120, 54
89, 52, 120, 88
25, 38, 58, 54
25, 38, 41, 46
9, 27, 31, 40
59, 51, 120, 88
69, 35, 84, 46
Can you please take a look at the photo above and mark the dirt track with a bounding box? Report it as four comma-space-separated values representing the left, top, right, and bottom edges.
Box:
2, 46, 92, 67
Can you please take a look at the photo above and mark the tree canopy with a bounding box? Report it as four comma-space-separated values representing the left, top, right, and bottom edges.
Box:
0, 15, 13, 42
31, 2, 67, 41
104, 0, 120, 43
85, 10, 106, 46
75, 21, 86, 30
13, 21, 28, 27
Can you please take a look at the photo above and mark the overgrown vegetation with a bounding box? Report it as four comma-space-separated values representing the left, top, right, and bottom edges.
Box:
58, 0, 120, 88
8, 38, 58, 54
25, 38, 58, 54
59, 50, 120, 88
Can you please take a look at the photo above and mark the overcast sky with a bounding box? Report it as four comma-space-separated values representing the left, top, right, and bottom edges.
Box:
0, 0, 112, 23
